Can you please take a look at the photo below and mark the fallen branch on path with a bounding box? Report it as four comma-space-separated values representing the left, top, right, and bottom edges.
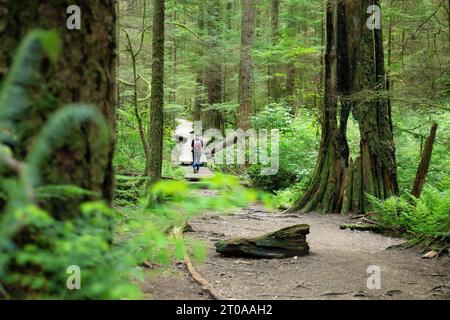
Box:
173, 227, 226, 300
256, 294, 304, 299
350, 212, 375, 220
428, 282, 450, 292
319, 291, 353, 296
141, 261, 164, 269
339, 223, 383, 232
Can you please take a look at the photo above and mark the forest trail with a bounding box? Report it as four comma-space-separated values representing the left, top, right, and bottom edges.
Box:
140, 120, 450, 300
174, 119, 213, 181
174, 119, 208, 166
142, 189, 450, 300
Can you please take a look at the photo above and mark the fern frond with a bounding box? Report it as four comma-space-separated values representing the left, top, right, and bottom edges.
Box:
35, 185, 98, 201
0, 30, 61, 135
26, 105, 109, 187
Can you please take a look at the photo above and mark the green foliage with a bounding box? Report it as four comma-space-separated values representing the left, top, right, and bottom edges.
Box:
250, 103, 293, 133
0, 200, 142, 299
0, 30, 60, 143
368, 183, 450, 248
0, 30, 267, 299
248, 103, 318, 191
271, 181, 309, 210
394, 111, 450, 192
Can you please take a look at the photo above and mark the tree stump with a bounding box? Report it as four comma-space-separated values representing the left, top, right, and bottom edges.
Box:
215, 224, 310, 259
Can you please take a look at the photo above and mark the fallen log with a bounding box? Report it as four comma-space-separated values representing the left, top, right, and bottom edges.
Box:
215, 224, 310, 259
339, 223, 383, 232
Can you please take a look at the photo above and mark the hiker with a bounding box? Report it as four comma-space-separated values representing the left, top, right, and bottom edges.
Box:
191, 135, 203, 173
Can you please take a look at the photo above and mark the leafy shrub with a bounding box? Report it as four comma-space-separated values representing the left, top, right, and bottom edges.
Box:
248, 103, 318, 191
271, 181, 307, 210
251, 103, 293, 133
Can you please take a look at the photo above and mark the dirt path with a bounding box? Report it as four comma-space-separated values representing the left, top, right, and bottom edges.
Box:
187, 203, 450, 300
142, 202, 450, 300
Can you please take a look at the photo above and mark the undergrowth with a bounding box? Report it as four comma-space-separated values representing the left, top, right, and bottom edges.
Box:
368, 181, 450, 254
0, 30, 269, 299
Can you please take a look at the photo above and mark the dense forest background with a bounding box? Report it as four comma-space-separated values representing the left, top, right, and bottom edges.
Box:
116, 0, 449, 205
0, 0, 448, 299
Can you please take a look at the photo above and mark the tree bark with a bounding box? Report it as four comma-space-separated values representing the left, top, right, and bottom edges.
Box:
268, 0, 282, 102
0, 1, 116, 218
202, 0, 223, 131
351, 0, 399, 210
148, 0, 165, 185
237, 0, 256, 130
284, 2, 298, 113
193, 14, 204, 122
411, 123, 438, 198
193, 75, 203, 122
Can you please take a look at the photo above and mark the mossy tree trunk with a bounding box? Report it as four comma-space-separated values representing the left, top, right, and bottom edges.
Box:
350, 0, 399, 210
291, 0, 398, 214
0, 1, 116, 218
148, 0, 165, 185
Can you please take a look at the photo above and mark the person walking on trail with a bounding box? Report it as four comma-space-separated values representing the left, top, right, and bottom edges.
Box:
191, 135, 203, 174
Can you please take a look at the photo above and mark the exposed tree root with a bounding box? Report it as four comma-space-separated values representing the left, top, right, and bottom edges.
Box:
173, 227, 226, 300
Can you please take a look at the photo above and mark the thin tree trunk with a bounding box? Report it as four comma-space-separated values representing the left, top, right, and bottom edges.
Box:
448, 0, 450, 47
193, 13, 204, 122
171, 0, 177, 103
285, 2, 298, 112
0, 0, 116, 218
148, 0, 165, 185
268, 0, 281, 102
237, 0, 257, 130
193, 75, 203, 122
202, 0, 223, 131
122, 1, 151, 175
411, 123, 438, 198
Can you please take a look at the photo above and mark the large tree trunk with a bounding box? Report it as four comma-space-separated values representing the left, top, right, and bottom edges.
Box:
202, 0, 223, 131
290, 1, 345, 214
411, 123, 438, 198
237, 0, 256, 130
291, 0, 398, 214
0, 1, 116, 218
148, 0, 165, 185
350, 0, 399, 210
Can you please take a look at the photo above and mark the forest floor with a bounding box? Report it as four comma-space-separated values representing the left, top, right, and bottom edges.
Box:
141, 189, 450, 300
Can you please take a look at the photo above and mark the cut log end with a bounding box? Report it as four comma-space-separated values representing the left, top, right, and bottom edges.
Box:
215, 224, 310, 259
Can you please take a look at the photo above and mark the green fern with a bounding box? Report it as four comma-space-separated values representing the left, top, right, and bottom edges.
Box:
0, 30, 60, 138
26, 105, 109, 187
369, 185, 450, 249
